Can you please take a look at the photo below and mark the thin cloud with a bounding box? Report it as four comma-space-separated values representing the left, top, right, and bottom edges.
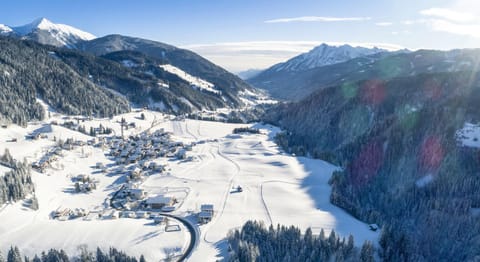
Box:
265, 16, 371, 23
420, 8, 475, 23
426, 19, 480, 38
402, 20, 417, 25
419, 4, 480, 38
376, 22, 393, 26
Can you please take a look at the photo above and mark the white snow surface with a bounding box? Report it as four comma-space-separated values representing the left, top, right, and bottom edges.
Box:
456, 122, 480, 148
121, 60, 137, 68
0, 109, 378, 260
0, 24, 12, 34
10, 18, 95, 46
159, 64, 220, 94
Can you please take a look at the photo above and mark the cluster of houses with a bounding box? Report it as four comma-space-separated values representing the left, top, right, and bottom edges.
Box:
32, 153, 58, 173
109, 129, 192, 166
111, 182, 146, 210
32, 136, 96, 173
112, 182, 177, 213
52, 206, 169, 226
53, 207, 88, 221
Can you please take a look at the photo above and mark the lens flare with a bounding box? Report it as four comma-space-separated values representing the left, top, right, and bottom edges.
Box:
397, 104, 420, 130
419, 136, 444, 172
423, 77, 442, 100
350, 139, 384, 186
341, 82, 358, 99
361, 79, 386, 106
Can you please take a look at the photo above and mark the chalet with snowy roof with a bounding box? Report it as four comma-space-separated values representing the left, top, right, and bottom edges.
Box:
146, 194, 174, 209
128, 188, 147, 200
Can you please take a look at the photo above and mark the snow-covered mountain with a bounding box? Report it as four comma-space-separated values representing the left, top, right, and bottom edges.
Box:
0, 24, 13, 35
268, 43, 387, 73
2, 18, 95, 47
248, 43, 396, 100
236, 68, 263, 80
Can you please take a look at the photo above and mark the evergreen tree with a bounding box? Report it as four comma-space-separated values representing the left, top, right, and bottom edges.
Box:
7, 247, 22, 262
1, 148, 14, 167
360, 241, 374, 262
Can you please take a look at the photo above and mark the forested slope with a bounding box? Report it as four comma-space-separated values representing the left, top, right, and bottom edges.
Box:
265, 71, 480, 260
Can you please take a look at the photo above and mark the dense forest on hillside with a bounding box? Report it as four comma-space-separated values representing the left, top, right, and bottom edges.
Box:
265, 71, 480, 260
53, 48, 228, 112
78, 34, 252, 107
228, 220, 374, 262
0, 37, 130, 126
0, 246, 142, 262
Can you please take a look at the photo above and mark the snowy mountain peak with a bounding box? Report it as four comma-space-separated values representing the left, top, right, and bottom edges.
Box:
0, 24, 13, 35
29, 17, 56, 31
270, 43, 388, 72
8, 18, 96, 47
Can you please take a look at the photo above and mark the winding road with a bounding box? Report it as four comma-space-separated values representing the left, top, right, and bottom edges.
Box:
160, 213, 199, 262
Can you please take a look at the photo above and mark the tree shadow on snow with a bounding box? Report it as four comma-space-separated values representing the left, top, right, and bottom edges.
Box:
214, 239, 229, 261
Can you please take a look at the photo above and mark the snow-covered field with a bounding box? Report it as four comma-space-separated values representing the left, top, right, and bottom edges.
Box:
159, 64, 220, 94
456, 122, 480, 148
0, 110, 378, 261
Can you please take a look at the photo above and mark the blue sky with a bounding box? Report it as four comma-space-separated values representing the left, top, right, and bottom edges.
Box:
1, 0, 480, 71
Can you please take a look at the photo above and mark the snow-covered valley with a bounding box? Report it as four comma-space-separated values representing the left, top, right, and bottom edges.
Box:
0, 110, 378, 261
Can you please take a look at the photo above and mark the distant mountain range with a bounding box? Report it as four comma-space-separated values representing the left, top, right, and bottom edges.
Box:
249, 43, 480, 101
268, 43, 389, 73
248, 43, 392, 100
236, 69, 263, 80
0, 18, 260, 125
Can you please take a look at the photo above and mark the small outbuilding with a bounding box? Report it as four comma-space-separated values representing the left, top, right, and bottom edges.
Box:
153, 215, 166, 224
198, 204, 214, 223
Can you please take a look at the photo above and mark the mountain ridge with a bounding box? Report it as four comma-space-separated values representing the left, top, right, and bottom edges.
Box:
266, 43, 389, 73
1, 18, 95, 47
